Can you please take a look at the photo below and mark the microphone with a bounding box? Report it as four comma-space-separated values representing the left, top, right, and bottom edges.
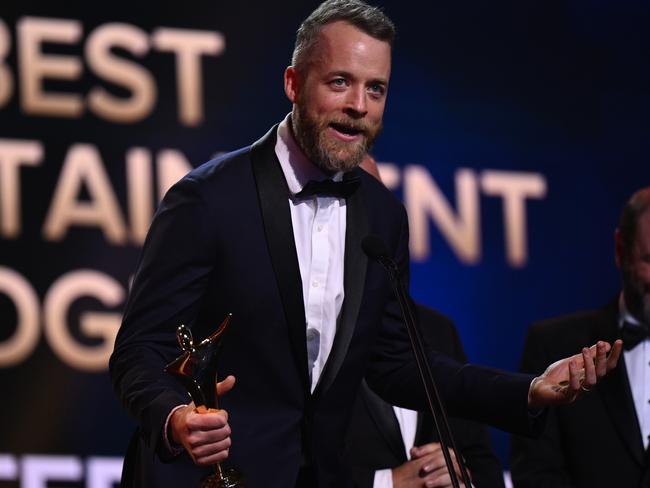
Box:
360, 234, 386, 260
362, 235, 472, 488
361, 235, 396, 274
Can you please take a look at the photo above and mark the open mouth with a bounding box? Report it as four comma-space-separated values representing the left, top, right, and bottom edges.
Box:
329, 122, 365, 140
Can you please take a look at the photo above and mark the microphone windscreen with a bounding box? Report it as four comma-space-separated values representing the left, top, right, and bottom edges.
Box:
362, 235, 388, 261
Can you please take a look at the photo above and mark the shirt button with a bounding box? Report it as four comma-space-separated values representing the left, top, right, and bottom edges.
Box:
312, 280, 319, 288
317, 225, 323, 232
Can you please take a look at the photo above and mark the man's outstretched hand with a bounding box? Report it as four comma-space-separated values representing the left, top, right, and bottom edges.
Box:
170, 375, 236, 465
528, 340, 623, 409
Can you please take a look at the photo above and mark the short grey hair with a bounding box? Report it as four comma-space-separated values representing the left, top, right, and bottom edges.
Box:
292, 0, 395, 73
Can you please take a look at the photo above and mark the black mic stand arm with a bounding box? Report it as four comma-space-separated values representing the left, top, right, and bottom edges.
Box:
376, 254, 473, 488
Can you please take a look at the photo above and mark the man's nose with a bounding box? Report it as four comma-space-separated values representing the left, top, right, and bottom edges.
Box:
344, 86, 368, 118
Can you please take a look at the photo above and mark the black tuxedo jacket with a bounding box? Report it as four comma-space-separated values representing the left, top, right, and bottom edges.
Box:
511, 299, 650, 488
344, 305, 505, 488
110, 126, 537, 488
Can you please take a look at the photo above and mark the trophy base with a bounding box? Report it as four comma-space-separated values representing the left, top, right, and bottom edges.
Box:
201, 468, 244, 488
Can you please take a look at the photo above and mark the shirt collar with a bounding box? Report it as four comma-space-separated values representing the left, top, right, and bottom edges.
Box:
274, 113, 343, 197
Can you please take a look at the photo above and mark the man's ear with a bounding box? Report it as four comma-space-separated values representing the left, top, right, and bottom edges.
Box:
284, 66, 300, 103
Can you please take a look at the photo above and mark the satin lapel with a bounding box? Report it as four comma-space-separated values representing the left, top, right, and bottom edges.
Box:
414, 412, 431, 447
314, 170, 369, 396
360, 380, 407, 462
250, 127, 309, 394
595, 300, 644, 465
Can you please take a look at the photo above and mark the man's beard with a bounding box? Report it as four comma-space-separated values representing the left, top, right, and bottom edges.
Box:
292, 99, 382, 173
622, 264, 650, 324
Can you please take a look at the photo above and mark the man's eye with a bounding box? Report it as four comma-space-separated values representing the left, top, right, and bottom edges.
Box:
368, 84, 385, 96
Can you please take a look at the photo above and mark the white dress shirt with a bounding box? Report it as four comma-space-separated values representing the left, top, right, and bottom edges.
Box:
275, 114, 346, 392
619, 293, 650, 449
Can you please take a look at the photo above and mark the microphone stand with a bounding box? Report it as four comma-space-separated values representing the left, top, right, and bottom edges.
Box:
365, 238, 473, 488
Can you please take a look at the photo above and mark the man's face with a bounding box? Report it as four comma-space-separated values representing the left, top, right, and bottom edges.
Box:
620, 210, 650, 324
285, 21, 391, 173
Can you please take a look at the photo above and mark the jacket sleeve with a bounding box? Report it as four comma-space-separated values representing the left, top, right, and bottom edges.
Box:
109, 176, 219, 461
365, 205, 540, 438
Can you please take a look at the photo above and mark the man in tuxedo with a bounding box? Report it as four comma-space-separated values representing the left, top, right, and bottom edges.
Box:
345, 304, 506, 488
110, 1, 621, 487
510, 187, 650, 488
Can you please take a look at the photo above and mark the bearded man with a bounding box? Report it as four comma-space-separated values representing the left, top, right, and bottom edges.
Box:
110, 1, 621, 487
511, 187, 650, 488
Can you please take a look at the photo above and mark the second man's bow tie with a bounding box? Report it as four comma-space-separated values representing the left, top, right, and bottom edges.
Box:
295, 175, 360, 199
622, 321, 650, 351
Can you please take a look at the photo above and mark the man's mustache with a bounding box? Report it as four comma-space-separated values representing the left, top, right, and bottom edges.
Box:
326, 118, 371, 136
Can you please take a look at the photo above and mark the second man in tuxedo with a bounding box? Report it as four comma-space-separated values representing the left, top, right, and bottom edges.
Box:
511, 187, 650, 488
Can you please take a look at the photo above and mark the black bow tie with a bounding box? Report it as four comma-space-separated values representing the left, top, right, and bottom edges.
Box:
622, 321, 650, 351
295, 175, 360, 199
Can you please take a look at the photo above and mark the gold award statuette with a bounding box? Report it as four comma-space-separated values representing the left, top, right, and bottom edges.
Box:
165, 314, 244, 488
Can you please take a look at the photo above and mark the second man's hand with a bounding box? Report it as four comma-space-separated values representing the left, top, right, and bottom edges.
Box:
392, 442, 468, 488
